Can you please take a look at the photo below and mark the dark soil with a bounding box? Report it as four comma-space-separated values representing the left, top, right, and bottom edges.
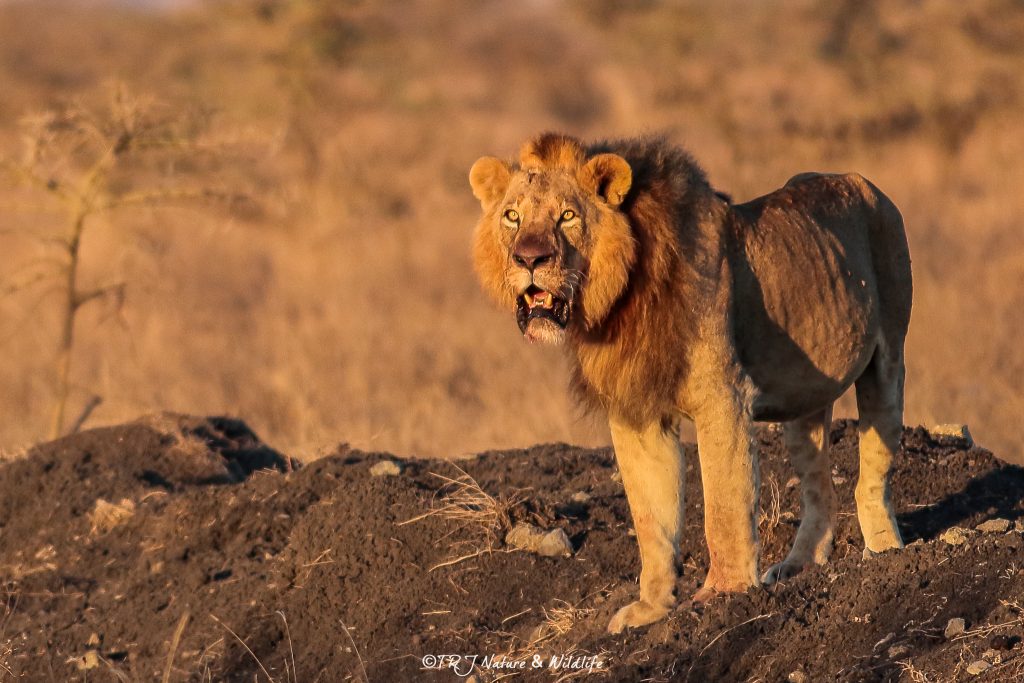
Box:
1, 414, 1023, 682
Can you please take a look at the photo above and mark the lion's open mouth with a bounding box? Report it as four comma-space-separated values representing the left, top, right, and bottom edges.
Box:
516, 285, 570, 333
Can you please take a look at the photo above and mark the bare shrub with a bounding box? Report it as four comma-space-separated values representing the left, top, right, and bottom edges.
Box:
0, 86, 254, 439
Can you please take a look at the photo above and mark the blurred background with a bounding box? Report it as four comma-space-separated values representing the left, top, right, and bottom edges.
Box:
0, 0, 1021, 462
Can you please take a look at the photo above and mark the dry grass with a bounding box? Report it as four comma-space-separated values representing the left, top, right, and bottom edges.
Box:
758, 474, 783, 553
0, 0, 1022, 464
489, 594, 608, 681
952, 600, 1024, 642
896, 659, 933, 683
209, 612, 306, 683
400, 465, 526, 569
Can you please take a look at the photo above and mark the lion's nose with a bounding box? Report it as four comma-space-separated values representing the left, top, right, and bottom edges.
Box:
513, 237, 555, 271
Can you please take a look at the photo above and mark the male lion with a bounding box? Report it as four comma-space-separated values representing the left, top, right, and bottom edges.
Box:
469, 134, 911, 633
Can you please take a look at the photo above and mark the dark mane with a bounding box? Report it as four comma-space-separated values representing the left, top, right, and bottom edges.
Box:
571, 136, 723, 425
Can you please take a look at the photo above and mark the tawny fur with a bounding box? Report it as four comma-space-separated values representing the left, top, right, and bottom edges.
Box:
469, 133, 912, 633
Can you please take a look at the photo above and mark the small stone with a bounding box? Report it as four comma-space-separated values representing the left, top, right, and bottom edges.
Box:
611, 470, 622, 483
537, 529, 573, 557
86, 633, 100, 647
966, 659, 991, 675
981, 649, 1001, 663
785, 476, 800, 489
944, 617, 966, 639
977, 518, 1011, 533
939, 527, 972, 546
1016, 519, 1024, 533
887, 644, 910, 658
787, 671, 808, 683
571, 491, 591, 503
69, 650, 100, 671
929, 423, 973, 446
832, 475, 847, 485
505, 524, 573, 557
369, 460, 402, 477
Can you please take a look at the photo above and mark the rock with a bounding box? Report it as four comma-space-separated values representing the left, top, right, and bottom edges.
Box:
966, 659, 991, 675
505, 524, 573, 557
787, 671, 808, 683
981, 649, 1002, 664
939, 527, 973, 546
1016, 519, 1024, 533
571, 491, 591, 503
785, 476, 800, 489
369, 460, 402, 477
944, 617, 966, 639
976, 518, 1011, 533
832, 475, 847, 485
929, 424, 973, 446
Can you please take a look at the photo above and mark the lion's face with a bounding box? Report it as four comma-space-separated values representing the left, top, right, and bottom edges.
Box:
469, 139, 636, 345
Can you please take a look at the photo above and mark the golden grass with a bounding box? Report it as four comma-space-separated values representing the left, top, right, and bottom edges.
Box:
400, 465, 526, 569
0, 0, 1022, 464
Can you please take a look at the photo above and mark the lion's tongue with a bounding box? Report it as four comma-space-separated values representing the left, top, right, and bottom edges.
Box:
528, 289, 552, 309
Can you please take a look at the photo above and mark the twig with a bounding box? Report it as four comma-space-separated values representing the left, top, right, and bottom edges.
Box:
429, 548, 490, 572
161, 611, 190, 683
276, 611, 296, 683
340, 619, 369, 683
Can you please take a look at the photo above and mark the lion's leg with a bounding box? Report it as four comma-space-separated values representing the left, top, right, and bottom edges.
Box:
692, 399, 760, 602
762, 406, 835, 584
607, 415, 685, 634
854, 347, 905, 553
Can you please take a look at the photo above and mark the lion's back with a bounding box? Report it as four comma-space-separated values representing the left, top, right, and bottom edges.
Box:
731, 172, 911, 420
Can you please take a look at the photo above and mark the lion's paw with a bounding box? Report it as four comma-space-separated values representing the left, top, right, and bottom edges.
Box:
607, 600, 671, 634
760, 559, 807, 586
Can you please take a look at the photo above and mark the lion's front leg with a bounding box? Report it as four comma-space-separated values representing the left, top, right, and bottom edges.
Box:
692, 394, 760, 602
607, 415, 685, 634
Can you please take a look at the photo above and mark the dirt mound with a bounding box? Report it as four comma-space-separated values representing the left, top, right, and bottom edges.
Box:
1, 416, 1022, 681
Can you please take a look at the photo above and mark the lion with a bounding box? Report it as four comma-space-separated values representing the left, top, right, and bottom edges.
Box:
469, 133, 912, 634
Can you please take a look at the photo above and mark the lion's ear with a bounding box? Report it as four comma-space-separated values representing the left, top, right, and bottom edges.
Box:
579, 153, 632, 207
469, 156, 512, 207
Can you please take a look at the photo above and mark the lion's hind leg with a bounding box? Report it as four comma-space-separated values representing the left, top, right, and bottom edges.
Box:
854, 346, 905, 553
762, 406, 836, 585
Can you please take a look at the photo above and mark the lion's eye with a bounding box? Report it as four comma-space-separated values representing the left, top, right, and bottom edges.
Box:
503, 208, 520, 223
560, 209, 576, 222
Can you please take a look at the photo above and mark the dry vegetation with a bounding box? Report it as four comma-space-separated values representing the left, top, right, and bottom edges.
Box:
0, 0, 1022, 463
